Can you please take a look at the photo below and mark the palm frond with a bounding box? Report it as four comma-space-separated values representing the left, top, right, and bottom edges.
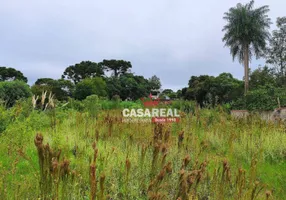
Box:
222, 0, 271, 62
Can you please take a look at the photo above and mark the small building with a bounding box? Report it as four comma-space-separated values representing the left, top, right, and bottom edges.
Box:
150, 89, 162, 99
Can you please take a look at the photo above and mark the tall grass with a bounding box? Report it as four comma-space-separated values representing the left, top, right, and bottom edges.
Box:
0, 99, 285, 199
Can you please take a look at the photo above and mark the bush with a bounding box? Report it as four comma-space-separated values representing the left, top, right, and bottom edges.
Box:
66, 98, 85, 111
245, 88, 277, 111
83, 95, 101, 119
74, 78, 107, 100
0, 104, 12, 133
0, 80, 32, 107
31, 79, 74, 101
231, 87, 286, 111
171, 100, 196, 113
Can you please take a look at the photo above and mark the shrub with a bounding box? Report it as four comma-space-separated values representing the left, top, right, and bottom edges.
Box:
171, 100, 196, 113
66, 98, 85, 111
245, 88, 277, 111
231, 87, 286, 111
0, 80, 32, 107
83, 95, 101, 119
74, 78, 107, 100
0, 103, 12, 133
31, 79, 74, 101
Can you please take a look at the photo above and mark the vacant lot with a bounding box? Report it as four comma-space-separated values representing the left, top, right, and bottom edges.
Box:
0, 104, 285, 199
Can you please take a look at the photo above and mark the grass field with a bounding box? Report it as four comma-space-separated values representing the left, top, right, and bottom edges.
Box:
0, 101, 285, 199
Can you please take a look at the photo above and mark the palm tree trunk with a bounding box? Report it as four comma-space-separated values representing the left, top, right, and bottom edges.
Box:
244, 45, 249, 95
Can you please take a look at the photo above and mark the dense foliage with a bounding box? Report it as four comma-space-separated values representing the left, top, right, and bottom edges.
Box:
0, 80, 31, 107
266, 17, 286, 87
62, 61, 104, 84
0, 66, 28, 82
74, 77, 107, 100
232, 87, 286, 111
31, 78, 74, 101
182, 73, 244, 107
99, 59, 132, 77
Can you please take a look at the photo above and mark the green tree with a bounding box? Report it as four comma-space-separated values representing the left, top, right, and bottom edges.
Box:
118, 74, 149, 100
0, 80, 32, 107
187, 75, 215, 106
62, 61, 104, 84
0, 67, 28, 83
148, 75, 161, 90
161, 89, 176, 99
184, 73, 243, 107
99, 59, 132, 77
266, 17, 286, 86
232, 86, 286, 111
74, 77, 107, 100
222, 0, 271, 94
31, 78, 74, 101
176, 89, 182, 99
211, 73, 243, 104
106, 73, 150, 100
106, 76, 122, 99
181, 87, 190, 100
249, 66, 276, 89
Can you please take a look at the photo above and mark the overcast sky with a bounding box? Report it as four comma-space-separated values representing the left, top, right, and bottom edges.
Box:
1, 0, 285, 90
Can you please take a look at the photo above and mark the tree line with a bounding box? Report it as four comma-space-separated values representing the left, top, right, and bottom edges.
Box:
0, 59, 162, 106
0, 1, 285, 111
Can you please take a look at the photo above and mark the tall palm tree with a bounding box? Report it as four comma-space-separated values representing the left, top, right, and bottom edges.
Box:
222, 0, 271, 95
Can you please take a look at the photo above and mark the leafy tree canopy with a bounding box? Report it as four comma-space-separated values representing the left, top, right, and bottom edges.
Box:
148, 75, 161, 90
106, 73, 150, 100
249, 66, 276, 89
210, 73, 243, 104
186, 75, 215, 106
0, 67, 28, 83
32, 78, 74, 101
162, 89, 174, 95
74, 77, 107, 100
99, 59, 132, 78
232, 86, 286, 111
222, 1, 271, 63
0, 80, 31, 107
266, 17, 286, 86
160, 89, 177, 99
184, 73, 243, 107
34, 78, 54, 85
176, 90, 182, 99
62, 61, 104, 84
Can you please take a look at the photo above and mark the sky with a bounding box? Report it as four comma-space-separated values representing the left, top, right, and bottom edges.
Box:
1, 0, 285, 90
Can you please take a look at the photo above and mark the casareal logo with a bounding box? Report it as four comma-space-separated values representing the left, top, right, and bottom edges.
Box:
122, 94, 180, 123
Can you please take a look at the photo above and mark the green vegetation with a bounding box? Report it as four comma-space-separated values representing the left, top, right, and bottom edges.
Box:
0, 81, 32, 107
0, 66, 28, 83
222, 0, 271, 94
31, 78, 74, 101
99, 59, 132, 78
0, 1, 286, 199
74, 78, 107, 100
232, 87, 286, 111
0, 99, 285, 199
62, 61, 105, 84
266, 17, 286, 86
